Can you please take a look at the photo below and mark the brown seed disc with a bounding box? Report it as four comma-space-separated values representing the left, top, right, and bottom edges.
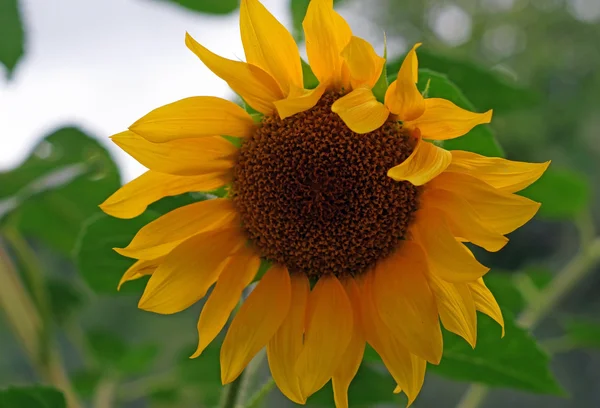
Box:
232, 92, 420, 279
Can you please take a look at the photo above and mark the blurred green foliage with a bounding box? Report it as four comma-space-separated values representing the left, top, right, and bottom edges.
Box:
1, 0, 599, 407
0, 0, 24, 77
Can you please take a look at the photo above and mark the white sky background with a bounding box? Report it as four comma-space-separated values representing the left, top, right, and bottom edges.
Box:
0, 0, 386, 183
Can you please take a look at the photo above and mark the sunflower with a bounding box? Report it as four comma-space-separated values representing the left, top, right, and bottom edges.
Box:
100, 0, 550, 406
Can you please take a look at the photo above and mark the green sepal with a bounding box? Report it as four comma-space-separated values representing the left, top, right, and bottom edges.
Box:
372, 34, 389, 103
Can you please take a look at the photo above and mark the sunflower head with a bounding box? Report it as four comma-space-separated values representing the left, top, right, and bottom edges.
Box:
101, 0, 550, 406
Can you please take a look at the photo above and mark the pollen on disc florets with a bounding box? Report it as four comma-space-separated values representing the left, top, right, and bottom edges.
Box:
232, 92, 420, 279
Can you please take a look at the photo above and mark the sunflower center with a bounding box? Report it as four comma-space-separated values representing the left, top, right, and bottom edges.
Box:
232, 92, 420, 278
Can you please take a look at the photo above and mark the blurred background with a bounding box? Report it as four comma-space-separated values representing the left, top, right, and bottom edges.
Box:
1, 0, 599, 407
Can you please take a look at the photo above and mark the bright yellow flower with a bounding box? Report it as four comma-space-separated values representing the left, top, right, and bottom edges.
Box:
101, 0, 550, 406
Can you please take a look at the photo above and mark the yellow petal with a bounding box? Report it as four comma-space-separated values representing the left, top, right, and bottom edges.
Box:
429, 276, 477, 348
192, 246, 260, 358
296, 275, 353, 398
240, 0, 302, 94
111, 132, 236, 176
129, 97, 254, 143
138, 228, 245, 314
420, 188, 508, 252
267, 273, 309, 405
118, 258, 162, 290
115, 198, 237, 260
303, 0, 352, 86
406, 98, 492, 140
360, 274, 426, 404
372, 241, 443, 364
410, 208, 490, 282
448, 150, 551, 193
185, 33, 284, 115
331, 88, 389, 134
384, 43, 425, 121
221, 265, 291, 384
387, 136, 451, 186
469, 278, 505, 337
100, 171, 230, 219
274, 82, 328, 119
428, 172, 541, 235
340, 36, 385, 89
332, 278, 365, 408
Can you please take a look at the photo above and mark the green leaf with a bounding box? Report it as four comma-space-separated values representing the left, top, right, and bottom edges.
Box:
306, 363, 402, 407
87, 330, 128, 365
47, 278, 84, 324
149, 387, 181, 405
371, 63, 388, 103
364, 272, 561, 394
563, 318, 600, 350
0, 127, 120, 255
75, 211, 159, 294
414, 69, 504, 158
72, 370, 102, 398
178, 342, 222, 407
0, 0, 25, 78
117, 343, 159, 375
430, 313, 564, 395
387, 49, 538, 113
87, 330, 159, 375
483, 273, 525, 316
301, 58, 319, 89
75, 193, 213, 294
523, 267, 554, 290
0, 386, 66, 408
520, 168, 590, 220
252, 258, 272, 283
157, 0, 238, 14
290, 0, 310, 42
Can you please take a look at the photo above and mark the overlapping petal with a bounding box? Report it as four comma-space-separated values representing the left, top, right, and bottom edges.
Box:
295, 275, 353, 398
267, 273, 309, 405
111, 132, 236, 176
331, 88, 389, 133
469, 278, 505, 336
129, 96, 254, 143
448, 150, 551, 193
303, 0, 352, 87
221, 265, 291, 384
340, 36, 385, 89
138, 228, 245, 314
274, 83, 328, 119
406, 98, 492, 140
387, 135, 451, 185
384, 43, 425, 121
115, 198, 238, 260
192, 246, 260, 358
371, 241, 443, 364
420, 188, 508, 252
118, 258, 163, 290
429, 172, 541, 235
411, 208, 490, 282
240, 0, 303, 94
360, 274, 427, 405
185, 33, 284, 114
100, 171, 230, 219
429, 276, 477, 348
332, 279, 365, 408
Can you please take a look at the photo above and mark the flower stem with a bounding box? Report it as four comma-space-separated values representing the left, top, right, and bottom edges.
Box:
456, 215, 600, 408
220, 372, 246, 408
0, 241, 81, 408
246, 378, 276, 408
